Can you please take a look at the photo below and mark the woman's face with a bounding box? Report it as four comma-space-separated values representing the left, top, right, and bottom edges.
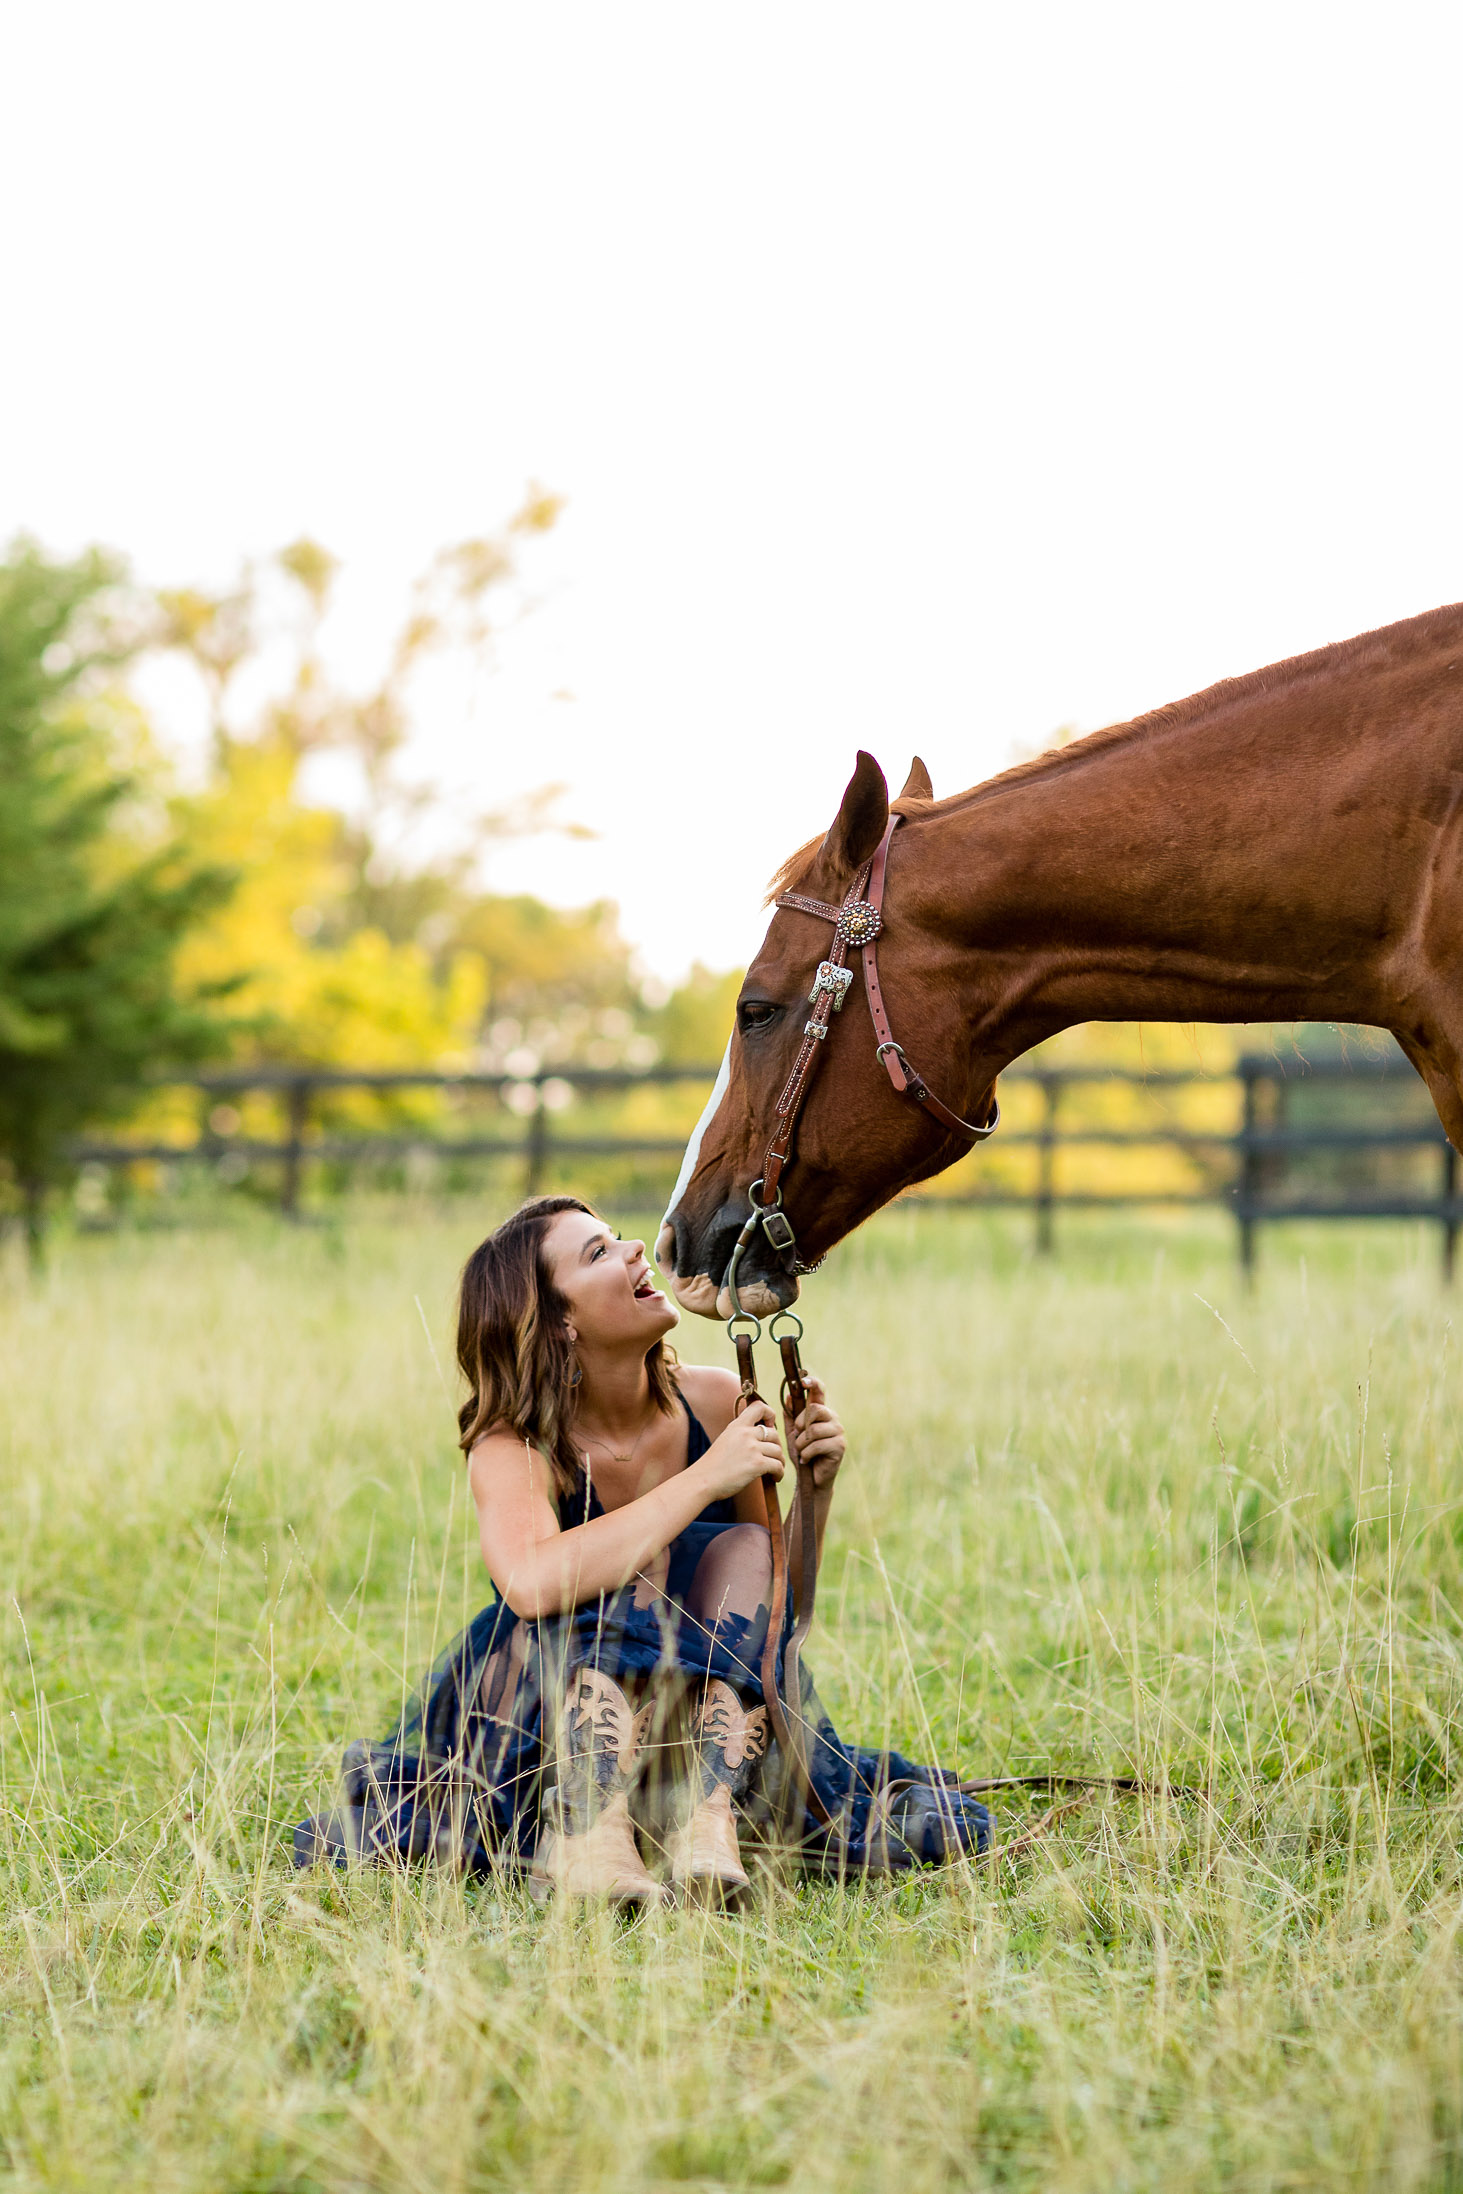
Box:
544, 1209, 679, 1351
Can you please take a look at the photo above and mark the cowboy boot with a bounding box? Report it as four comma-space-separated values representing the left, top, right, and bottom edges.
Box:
529, 1666, 665, 1907
666, 1679, 770, 1904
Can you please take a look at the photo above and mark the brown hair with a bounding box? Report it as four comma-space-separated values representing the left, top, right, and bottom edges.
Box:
455, 1194, 678, 1500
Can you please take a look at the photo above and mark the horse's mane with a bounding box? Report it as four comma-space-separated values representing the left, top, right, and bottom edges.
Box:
767, 601, 1463, 899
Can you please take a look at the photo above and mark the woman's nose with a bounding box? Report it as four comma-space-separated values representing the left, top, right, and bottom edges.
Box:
626, 1238, 645, 1258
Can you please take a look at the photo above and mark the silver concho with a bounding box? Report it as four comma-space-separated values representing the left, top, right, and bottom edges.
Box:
836, 900, 882, 948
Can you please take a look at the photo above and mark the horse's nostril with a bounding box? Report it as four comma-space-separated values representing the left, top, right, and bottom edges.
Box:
654, 1222, 676, 1274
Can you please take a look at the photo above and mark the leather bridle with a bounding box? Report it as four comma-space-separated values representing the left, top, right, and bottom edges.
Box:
724, 811, 999, 1309
722, 810, 1000, 1840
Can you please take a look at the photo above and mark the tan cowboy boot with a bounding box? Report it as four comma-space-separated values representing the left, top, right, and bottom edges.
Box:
529, 1667, 665, 1907
666, 1679, 769, 1904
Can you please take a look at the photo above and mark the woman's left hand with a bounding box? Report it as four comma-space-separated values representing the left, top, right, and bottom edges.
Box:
787, 1375, 846, 1490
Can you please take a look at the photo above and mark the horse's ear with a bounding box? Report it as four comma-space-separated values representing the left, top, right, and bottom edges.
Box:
825, 752, 890, 877
898, 756, 933, 802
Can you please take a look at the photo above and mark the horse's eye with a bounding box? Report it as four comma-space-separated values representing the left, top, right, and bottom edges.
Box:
737, 1000, 779, 1034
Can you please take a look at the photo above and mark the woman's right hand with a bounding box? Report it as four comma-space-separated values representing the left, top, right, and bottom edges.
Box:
697, 1398, 784, 1501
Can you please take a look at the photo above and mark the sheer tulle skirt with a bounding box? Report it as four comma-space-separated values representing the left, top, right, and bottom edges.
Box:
294, 1514, 990, 1876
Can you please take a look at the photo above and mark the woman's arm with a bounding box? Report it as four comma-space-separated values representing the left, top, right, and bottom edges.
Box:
673, 1364, 771, 1528
468, 1404, 782, 1618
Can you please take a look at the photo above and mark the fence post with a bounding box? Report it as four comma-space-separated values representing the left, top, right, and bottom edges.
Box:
524, 1083, 550, 1196
1035, 1075, 1060, 1254
281, 1077, 311, 1218
1443, 1140, 1457, 1284
1237, 1061, 1258, 1280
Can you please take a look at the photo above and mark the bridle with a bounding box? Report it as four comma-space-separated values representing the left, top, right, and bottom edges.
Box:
721, 809, 1000, 1839
724, 810, 999, 1312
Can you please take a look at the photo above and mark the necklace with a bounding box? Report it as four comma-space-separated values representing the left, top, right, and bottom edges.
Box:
577, 1409, 657, 1470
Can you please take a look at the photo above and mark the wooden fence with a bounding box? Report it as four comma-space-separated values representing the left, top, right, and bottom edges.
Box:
67, 1047, 1463, 1273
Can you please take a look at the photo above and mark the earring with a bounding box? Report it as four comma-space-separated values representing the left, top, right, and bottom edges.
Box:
569, 1361, 582, 1388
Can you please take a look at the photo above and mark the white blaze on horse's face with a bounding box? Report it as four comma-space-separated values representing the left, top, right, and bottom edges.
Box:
655, 1037, 731, 1282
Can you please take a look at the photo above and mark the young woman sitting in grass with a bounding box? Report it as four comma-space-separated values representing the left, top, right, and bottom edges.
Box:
295, 1194, 991, 1902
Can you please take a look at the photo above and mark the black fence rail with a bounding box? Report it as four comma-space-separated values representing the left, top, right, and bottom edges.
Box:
66, 1046, 1462, 1273
920, 1051, 1460, 1276
67, 1064, 714, 1217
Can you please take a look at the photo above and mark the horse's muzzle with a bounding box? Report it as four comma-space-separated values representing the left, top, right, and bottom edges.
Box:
660, 1200, 801, 1321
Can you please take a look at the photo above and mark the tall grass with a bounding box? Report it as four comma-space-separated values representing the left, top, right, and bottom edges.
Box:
2, 1204, 1462, 2191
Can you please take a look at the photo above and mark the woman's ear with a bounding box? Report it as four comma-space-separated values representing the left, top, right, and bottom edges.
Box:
565, 1322, 578, 1345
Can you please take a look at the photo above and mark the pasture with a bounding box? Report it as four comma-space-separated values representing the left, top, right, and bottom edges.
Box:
2, 1204, 1462, 2192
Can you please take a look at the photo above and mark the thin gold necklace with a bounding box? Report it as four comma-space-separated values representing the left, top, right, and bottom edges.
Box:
577, 1408, 657, 1469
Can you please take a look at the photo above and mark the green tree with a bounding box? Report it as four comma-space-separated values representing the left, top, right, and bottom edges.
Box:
156, 500, 653, 1076
0, 540, 232, 1256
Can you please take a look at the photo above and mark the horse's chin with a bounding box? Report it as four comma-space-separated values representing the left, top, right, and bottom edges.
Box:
670, 1271, 723, 1318
668, 1269, 802, 1320
714, 1276, 798, 1320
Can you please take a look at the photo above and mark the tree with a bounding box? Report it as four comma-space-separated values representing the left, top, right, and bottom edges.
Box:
0, 540, 232, 1256
155, 496, 661, 1079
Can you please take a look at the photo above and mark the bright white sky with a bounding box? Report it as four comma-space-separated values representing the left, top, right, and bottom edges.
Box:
4, 3, 1462, 980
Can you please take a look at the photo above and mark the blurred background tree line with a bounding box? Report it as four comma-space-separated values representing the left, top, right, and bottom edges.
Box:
0, 500, 738, 1247
4, 506, 1404, 1256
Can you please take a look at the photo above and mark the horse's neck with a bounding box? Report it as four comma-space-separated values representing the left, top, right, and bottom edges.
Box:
916, 640, 1463, 1068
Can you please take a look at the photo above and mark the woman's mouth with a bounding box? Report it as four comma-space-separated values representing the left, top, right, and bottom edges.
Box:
633, 1276, 660, 1302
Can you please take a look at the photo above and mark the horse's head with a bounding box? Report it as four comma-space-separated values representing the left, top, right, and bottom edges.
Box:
657, 750, 997, 1319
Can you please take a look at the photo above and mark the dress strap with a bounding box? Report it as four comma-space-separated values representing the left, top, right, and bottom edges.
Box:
676, 1385, 713, 1465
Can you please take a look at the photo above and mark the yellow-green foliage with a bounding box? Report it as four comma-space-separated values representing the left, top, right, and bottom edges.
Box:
645, 963, 743, 1066
175, 735, 487, 1072
455, 895, 637, 1027
3, 1208, 1463, 2191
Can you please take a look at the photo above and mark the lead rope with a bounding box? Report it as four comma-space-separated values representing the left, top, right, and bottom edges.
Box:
726, 1293, 1203, 1862
775, 1315, 821, 1779
729, 1280, 1200, 1859
727, 1305, 834, 1835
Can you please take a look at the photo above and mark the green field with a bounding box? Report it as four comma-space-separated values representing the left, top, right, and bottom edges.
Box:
3, 1204, 1462, 2192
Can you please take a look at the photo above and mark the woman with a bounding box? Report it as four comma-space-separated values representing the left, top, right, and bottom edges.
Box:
295, 1195, 990, 1902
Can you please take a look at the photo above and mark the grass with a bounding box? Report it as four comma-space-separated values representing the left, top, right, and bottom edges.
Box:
3, 1200, 1463, 2191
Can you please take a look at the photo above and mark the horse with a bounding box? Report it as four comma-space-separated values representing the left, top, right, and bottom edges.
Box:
657, 601, 1463, 1318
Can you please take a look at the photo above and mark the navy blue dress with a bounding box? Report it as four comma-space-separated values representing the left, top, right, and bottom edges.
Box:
295, 1393, 990, 1875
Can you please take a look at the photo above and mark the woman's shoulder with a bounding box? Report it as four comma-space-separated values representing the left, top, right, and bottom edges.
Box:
467, 1422, 553, 1489
672, 1361, 739, 1437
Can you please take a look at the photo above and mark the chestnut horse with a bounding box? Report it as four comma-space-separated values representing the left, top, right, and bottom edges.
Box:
658, 601, 1463, 1317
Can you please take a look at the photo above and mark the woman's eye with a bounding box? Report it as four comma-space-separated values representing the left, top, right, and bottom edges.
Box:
738, 1001, 779, 1033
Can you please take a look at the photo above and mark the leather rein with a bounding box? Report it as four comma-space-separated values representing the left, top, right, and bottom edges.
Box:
724, 810, 1000, 1839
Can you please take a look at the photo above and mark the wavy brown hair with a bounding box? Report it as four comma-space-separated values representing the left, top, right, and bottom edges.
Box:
455, 1195, 678, 1500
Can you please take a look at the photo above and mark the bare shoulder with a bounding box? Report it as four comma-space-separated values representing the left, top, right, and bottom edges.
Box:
673, 1361, 739, 1439
467, 1424, 553, 1506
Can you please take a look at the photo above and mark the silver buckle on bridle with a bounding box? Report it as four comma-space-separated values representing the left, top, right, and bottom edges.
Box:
808, 961, 854, 1011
